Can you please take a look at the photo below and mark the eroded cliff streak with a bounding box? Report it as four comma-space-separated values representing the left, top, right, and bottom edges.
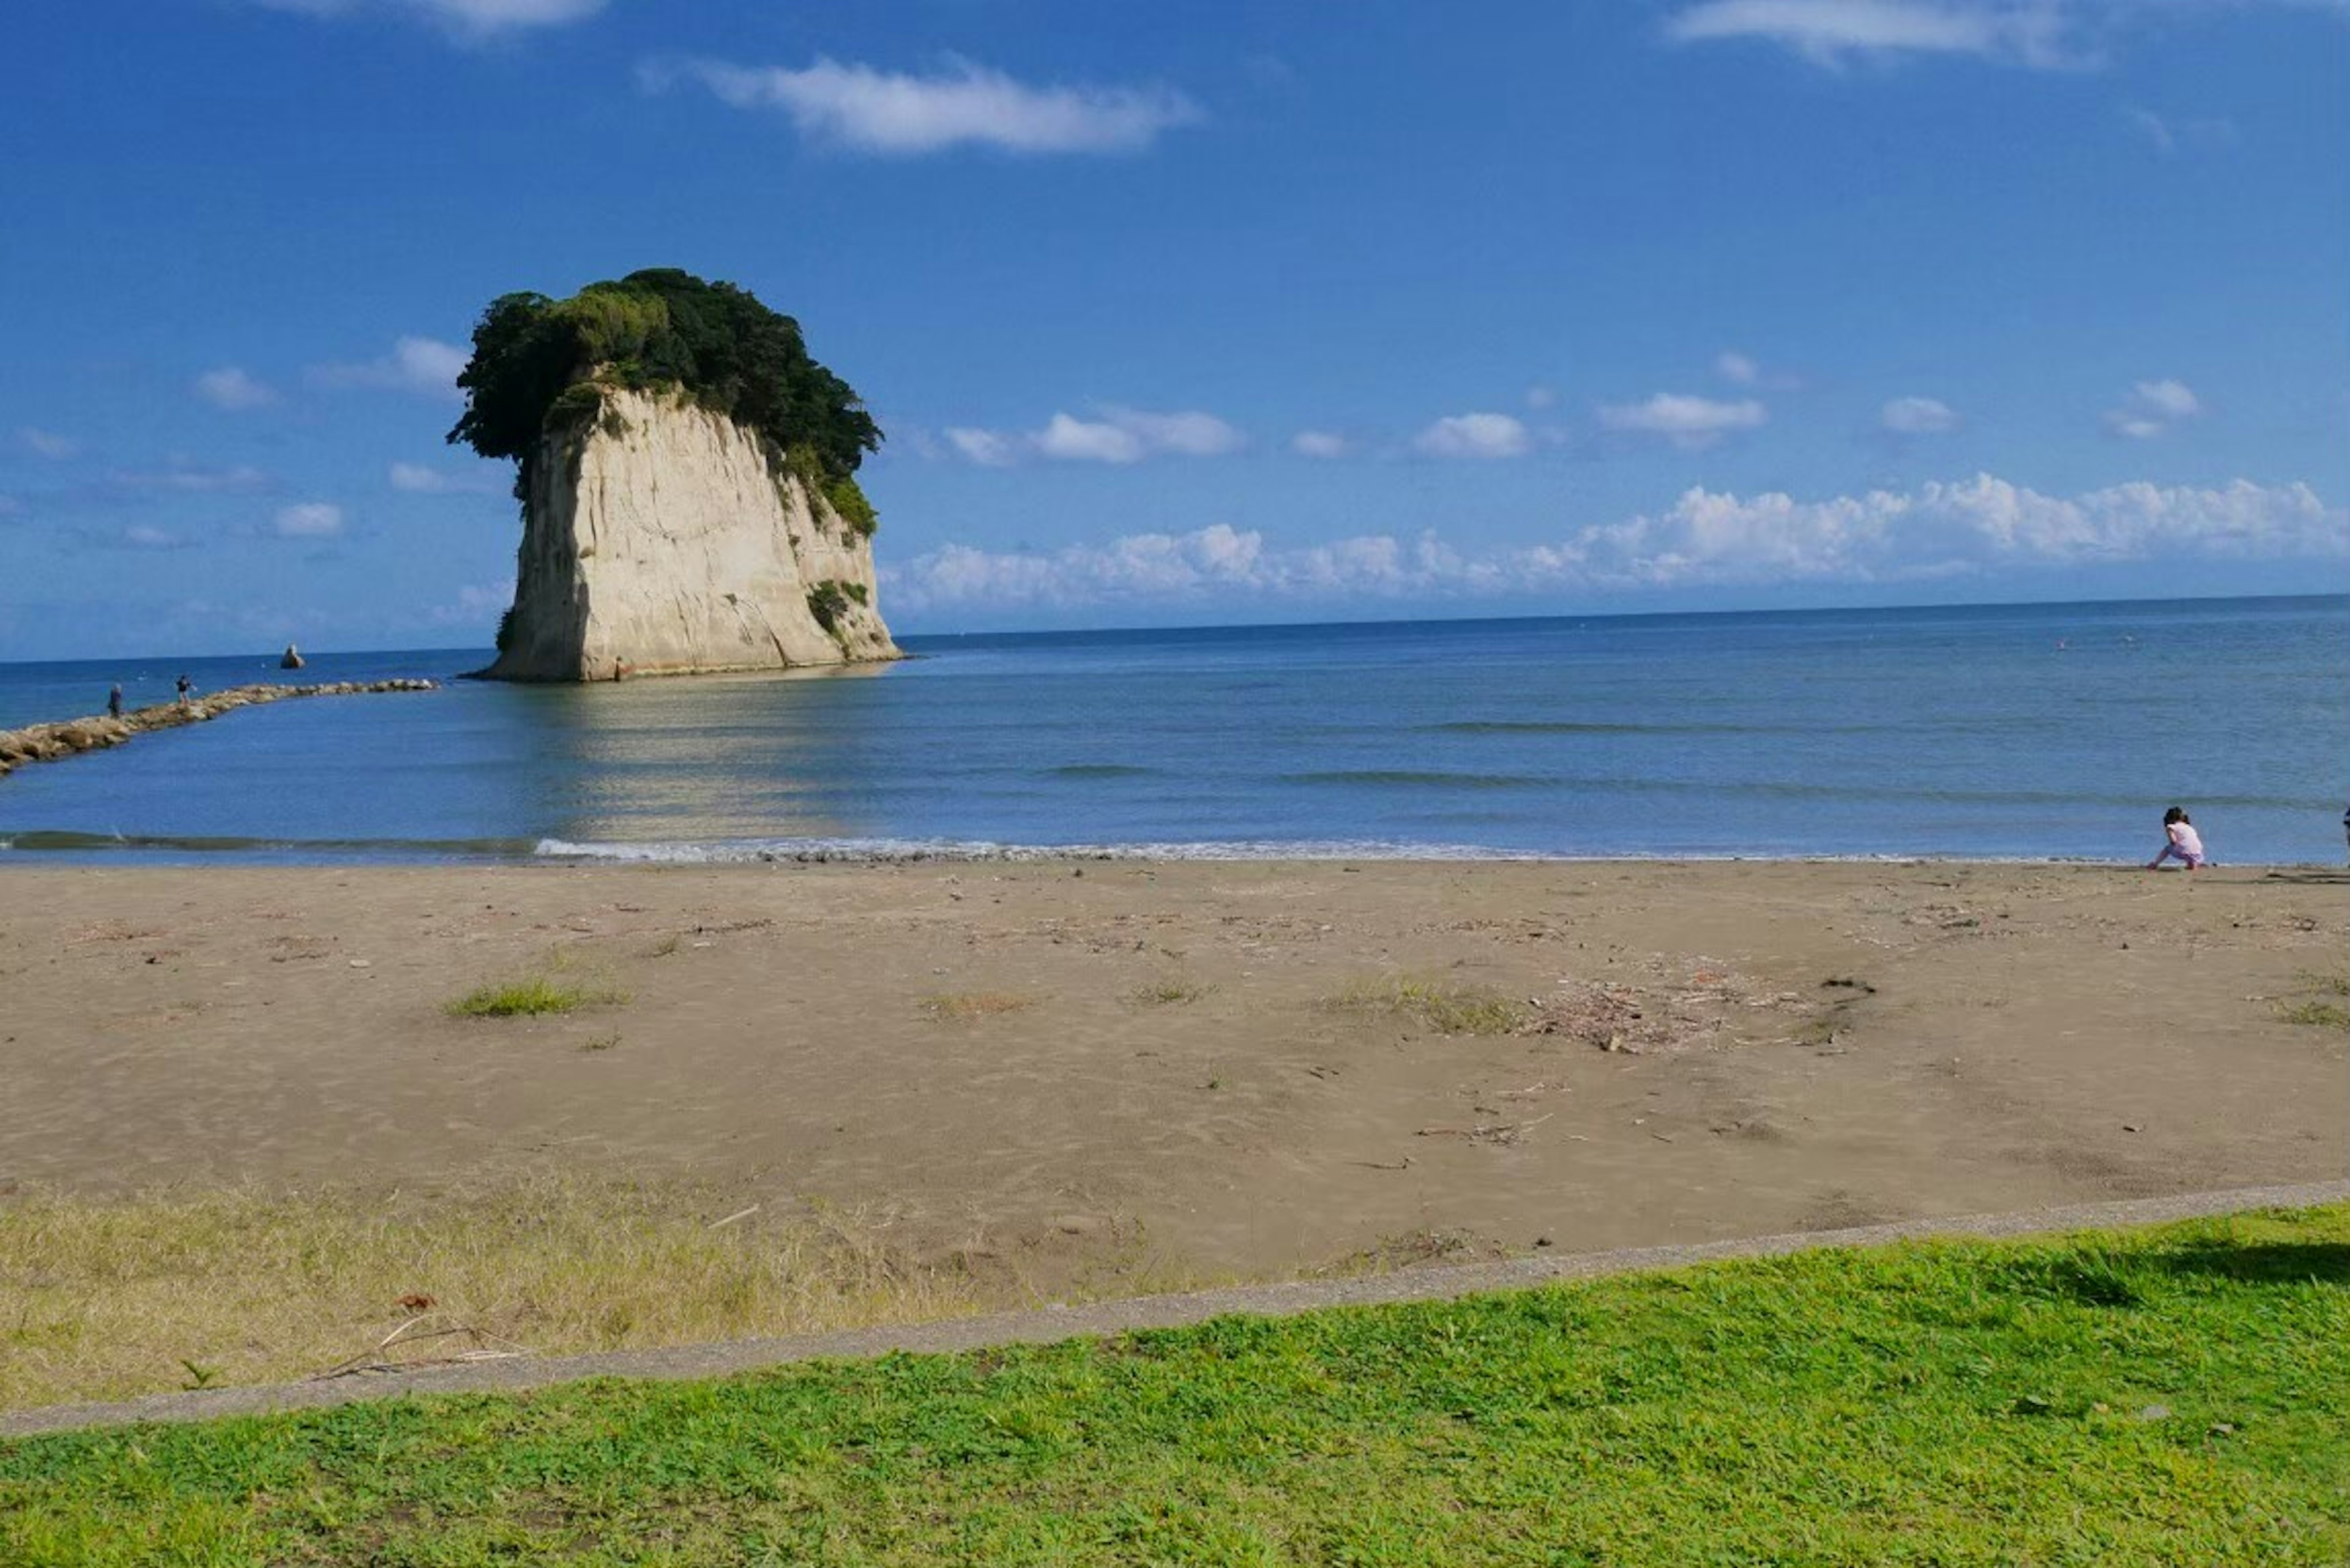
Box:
486, 388, 897, 682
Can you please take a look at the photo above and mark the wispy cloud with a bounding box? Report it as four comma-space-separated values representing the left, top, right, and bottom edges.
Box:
388, 461, 496, 494
1665, 1, 2077, 68
272, 502, 345, 538
254, 0, 605, 37
644, 56, 1201, 155
111, 463, 272, 495
426, 581, 515, 628
17, 427, 78, 460
2125, 105, 2241, 154
75, 523, 197, 552
1880, 395, 1962, 434
310, 336, 468, 400
887, 476, 2341, 614
1599, 393, 1768, 449
2104, 378, 2201, 439
195, 366, 279, 411
944, 407, 1244, 466
1667, 1, 2345, 71
1291, 430, 1351, 459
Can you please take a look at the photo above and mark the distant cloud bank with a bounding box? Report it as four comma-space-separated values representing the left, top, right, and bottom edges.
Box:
887, 475, 2341, 613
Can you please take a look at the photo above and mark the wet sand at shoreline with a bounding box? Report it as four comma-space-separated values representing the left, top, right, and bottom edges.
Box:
2, 861, 2342, 1277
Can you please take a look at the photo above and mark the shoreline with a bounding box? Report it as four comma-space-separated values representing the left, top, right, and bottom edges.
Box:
4, 838, 2338, 868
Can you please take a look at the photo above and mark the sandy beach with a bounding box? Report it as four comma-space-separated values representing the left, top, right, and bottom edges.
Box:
3, 859, 2341, 1281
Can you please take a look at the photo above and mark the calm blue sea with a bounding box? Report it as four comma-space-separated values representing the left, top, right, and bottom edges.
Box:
1, 595, 2344, 865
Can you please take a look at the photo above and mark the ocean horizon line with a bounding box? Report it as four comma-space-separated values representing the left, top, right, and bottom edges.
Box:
4, 588, 2341, 673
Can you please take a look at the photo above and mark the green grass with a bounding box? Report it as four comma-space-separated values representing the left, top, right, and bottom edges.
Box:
445, 976, 594, 1018
1132, 980, 1214, 1006
7, 1206, 2344, 1565
1332, 975, 1523, 1035
2275, 973, 2350, 1031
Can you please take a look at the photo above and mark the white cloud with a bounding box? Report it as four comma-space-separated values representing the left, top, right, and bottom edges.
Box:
2105, 378, 2201, 439
1880, 395, 1961, 434
1667, 1, 2344, 71
944, 428, 1020, 468
1035, 414, 1147, 465
1665, 1, 2073, 68
645, 56, 1201, 155
1716, 351, 1761, 386
946, 407, 1244, 466
1599, 393, 1768, 449
195, 367, 279, 411
272, 502, 345, 538
311, 336, 468, 400
1524, 384, 1561, 411
1412, 413, 1532, 460
388, 461, 494, 494
73, 523, 195, 551
17, 427, 78, 459
255, 0, 605, 35
111, 463, 272, 494
1291, 430, 1351, 459
427, 581, 515, 627
886, 476, 2341, 613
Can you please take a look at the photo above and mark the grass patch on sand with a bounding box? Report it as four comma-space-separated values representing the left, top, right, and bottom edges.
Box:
2275, 973, 2350, 1031
0, 1178, 1143, 1411
1131, 980, 1214, 1007
445, 976, 594, 1017
1330, 974, 1523, 1036
446, 954, 629, 1019
919, 991, 1037, 1021
4, 1207, 2346, 1564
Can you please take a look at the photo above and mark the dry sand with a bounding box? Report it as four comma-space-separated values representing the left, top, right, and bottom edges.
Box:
2, 861, 2343, 1279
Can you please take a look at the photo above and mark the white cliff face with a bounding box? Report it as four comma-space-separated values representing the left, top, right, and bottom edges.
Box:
487, 386, 897, 681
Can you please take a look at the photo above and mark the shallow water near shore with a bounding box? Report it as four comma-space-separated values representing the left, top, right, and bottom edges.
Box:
1, 594, 2343, 865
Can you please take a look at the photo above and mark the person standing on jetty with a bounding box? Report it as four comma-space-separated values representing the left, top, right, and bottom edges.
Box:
106, 683, 122, 719
2147, 806, 2207, 870
175, 674, 192, 706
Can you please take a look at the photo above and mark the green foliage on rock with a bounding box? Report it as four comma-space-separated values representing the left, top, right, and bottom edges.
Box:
807, 581, 852, 635
447, 269, 882, 518
824, 476, 879, 539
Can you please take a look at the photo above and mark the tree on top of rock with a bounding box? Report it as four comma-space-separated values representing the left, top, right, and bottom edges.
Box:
446, 269, 882, 529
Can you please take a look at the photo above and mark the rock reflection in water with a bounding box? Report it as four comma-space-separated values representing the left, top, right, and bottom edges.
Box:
521, 664, 899, 846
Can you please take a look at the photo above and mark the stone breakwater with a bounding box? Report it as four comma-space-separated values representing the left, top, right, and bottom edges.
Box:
0, 681, 438, 779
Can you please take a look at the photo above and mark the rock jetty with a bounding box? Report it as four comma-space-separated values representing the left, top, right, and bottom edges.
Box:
0, 680, 436, 779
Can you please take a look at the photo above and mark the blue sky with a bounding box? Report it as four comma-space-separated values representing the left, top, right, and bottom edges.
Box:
1, 0, 2344, 657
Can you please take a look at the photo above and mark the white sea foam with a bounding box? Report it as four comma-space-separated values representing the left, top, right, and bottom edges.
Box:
533, 836, 1542, 865
529, 837, 2068, 866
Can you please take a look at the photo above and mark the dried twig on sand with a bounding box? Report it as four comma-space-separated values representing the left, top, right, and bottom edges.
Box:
311, 1314, 535, 1381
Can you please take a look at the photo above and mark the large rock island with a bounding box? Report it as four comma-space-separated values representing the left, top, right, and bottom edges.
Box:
450, 269, 898, 682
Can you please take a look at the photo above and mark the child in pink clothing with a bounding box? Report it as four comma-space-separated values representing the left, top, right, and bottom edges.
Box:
2146, 806, 2206, 870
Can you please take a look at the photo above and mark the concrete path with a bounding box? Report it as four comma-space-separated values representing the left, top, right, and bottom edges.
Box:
6, 1179, 2341, 1439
